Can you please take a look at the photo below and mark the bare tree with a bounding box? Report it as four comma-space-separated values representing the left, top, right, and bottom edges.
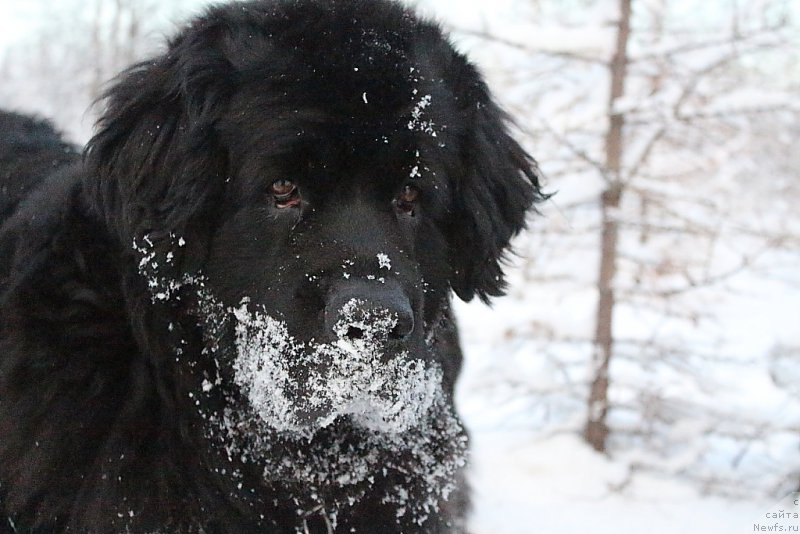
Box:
584, 0, 632, 453
449, 0, 800, 494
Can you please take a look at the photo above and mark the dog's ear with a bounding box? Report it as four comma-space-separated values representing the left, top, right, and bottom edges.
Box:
447, 59, 548, 303
84, 20, 234, 278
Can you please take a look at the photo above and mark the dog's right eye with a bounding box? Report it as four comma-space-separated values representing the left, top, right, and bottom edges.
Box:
269, 179, 301, 208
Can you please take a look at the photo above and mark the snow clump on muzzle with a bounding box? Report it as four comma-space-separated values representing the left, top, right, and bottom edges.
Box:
232, 298, 441, 437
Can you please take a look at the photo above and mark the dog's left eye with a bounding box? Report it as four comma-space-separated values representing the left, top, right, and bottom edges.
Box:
394, 185, 420, 216
269, 179, 301, 208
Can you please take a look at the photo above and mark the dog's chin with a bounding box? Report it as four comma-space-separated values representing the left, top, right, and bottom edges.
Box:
201, 391, 468, 518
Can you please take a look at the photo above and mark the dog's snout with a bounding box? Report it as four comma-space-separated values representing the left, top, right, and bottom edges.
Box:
325, 280, 414, 342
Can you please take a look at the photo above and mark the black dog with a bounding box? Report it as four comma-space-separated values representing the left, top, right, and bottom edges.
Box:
0, 0, 544, 532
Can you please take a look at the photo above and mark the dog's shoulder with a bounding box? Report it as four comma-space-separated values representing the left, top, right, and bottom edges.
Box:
0, 162, 85, 287
0, 111, 79, 224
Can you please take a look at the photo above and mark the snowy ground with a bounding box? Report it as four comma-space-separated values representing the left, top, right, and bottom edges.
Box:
455, 297, 779, 534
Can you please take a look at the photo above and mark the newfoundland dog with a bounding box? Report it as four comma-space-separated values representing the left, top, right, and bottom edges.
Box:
0, 0, 545, 532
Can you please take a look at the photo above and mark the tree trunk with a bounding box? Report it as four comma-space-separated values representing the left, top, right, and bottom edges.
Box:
584, 0, 632, 453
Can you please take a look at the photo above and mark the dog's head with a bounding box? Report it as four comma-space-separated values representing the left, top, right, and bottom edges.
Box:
85, 0, 545, 439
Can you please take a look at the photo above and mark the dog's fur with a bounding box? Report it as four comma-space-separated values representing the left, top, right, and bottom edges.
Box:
0, 1, 545, 532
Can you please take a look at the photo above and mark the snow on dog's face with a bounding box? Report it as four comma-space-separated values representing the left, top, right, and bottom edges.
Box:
180, 281, 468, 518
193, 203, 454, 438
231, 298, 441, 437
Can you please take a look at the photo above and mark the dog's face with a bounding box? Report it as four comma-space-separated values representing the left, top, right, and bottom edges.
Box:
85, 0, 543, 444
199, 70, 468, 434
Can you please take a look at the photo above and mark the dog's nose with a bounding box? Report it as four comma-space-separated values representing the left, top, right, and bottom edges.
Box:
325, 279, 414, 342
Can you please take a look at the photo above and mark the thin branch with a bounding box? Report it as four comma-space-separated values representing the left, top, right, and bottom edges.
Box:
625, 246, 772, 298
537, 118, 610, 181
673, 103, 799, 122
448, 26, 608, 66
623, 126, 667, 184
670, 41, 790, 119
629, 23, 789, 63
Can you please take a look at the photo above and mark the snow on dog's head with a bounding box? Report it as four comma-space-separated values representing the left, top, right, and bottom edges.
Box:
231, 298, 441, 437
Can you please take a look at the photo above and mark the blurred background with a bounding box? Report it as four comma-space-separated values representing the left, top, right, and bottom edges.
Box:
1, 0, 798, 532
